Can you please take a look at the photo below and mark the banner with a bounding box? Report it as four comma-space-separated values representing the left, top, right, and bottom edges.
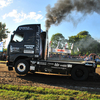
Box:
71, 44, 73, 49
0, 42, 3, 52
56, 49, 71, 53
77, 47, 79, 51
56, 42, 59, 49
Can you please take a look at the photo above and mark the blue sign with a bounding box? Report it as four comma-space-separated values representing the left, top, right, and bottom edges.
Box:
0, 42, 3, 52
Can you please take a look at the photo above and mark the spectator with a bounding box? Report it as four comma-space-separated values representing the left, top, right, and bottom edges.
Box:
84, 55, 92, 61
2, 52, 6, 61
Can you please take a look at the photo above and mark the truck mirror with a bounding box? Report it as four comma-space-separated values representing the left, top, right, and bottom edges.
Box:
11, 35, 13, 39
10, 35, 14, 42
13, 31, 15, 33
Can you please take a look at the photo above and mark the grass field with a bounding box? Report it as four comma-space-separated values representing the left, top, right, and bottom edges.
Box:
0, 84, 100, 100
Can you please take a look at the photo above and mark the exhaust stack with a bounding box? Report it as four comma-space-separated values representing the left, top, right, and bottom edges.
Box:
44, 30, 49, 60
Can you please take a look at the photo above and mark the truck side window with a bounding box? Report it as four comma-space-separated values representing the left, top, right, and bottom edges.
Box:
12, 34, 24, 42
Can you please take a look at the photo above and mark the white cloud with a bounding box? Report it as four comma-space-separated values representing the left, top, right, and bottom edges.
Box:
0, 0, 13, 9
2, 9, 44, 23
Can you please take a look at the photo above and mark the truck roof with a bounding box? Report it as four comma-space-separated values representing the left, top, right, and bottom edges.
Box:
16, 24, 41, 32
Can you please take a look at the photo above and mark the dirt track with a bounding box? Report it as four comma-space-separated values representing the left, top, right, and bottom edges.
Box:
0, 64, 100, 92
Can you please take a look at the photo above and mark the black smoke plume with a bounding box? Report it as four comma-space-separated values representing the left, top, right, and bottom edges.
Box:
45, 0, 100, 30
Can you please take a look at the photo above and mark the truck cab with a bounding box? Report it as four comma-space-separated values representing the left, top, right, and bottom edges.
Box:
7, 24, 48, 69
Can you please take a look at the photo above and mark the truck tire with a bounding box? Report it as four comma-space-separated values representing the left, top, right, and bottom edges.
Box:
71, 66, 88, 81
15, 59, 29, 74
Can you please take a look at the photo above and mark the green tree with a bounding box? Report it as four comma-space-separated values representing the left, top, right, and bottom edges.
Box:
68, 31, 90, 43
50, 33, 66, 49
0, 22, 10, 42
68, 31, 100, 55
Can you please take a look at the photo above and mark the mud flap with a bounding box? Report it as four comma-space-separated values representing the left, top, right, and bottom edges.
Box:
8, 67, 13, 71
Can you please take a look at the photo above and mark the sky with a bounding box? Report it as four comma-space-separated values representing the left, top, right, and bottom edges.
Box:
0, 0, 100, 48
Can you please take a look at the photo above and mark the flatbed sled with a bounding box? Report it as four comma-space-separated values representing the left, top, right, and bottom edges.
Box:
7, 24, 97, 81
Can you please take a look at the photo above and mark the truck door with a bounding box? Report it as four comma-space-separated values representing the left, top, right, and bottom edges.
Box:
23, 32, 35, 54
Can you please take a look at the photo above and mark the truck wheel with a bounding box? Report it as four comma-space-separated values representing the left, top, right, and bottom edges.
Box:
71, 66, 88, 81
15, 60, 29, 74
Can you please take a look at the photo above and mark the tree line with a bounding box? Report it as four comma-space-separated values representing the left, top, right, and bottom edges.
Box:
0, 22, 10, 52
0, 22, 10, 42
50, 31, 100, 55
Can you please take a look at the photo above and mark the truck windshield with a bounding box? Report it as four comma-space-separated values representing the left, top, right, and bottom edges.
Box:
12, 33, 24, 42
